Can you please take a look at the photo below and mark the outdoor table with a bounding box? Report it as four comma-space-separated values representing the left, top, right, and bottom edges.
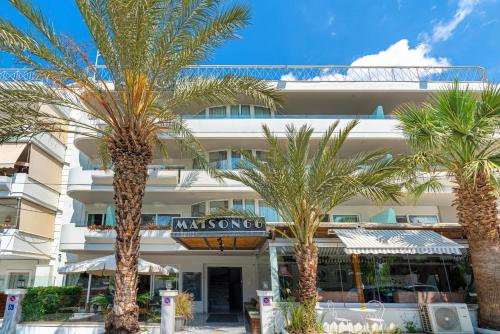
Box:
348, 307, 376, 332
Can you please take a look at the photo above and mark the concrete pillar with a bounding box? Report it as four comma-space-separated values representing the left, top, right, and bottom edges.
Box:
160, 290, 178, 334
0, 289, 27, 334
257, 290, 274, 334
269, 245, 280, 301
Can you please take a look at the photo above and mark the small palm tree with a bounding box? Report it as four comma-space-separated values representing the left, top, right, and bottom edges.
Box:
395, 82, 500, 329
0, 1, 280, 332
214, 121, 404, 333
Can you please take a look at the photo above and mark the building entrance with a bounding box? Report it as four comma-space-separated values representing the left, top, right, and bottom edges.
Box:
207, 267, 243, 314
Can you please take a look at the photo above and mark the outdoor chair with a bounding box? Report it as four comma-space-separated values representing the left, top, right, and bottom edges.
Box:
324, 300, 353, 334
365, 300, 385, 333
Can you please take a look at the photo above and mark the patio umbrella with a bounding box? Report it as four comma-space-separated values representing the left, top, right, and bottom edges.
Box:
59, 255, 178, 307
105, 206, 116, 226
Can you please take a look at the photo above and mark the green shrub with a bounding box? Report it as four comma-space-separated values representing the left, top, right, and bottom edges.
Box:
21, 286, 83, 321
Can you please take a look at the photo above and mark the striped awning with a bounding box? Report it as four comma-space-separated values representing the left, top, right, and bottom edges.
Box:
332, 229, 464, 255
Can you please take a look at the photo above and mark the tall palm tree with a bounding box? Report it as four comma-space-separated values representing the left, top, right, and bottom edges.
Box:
214, 121, 404, 333
395, 83, 500, 329
0, 1, 280, 332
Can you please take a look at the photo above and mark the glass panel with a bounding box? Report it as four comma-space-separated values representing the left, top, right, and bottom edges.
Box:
87, 213, 105, 226
230, 105, 240, 117
141, 214, 156, 226
209, 200, 228, 212
255, 150, 268, 162
331, 215, 359, 223
231, 150, 250, 169
245, 200, 256, 214
208, 106, 226, 118
209, 151, 228, 169
396, 215, 408, 223
8, 272, 30, 289
408, 215, 439, 224
233, 200, 244, 210
240, 105, 251, 116
254, 106, 271, 117
191, 202, 206, 217
182, 272, 202, 301
157, 214, 180, 227
0, 198, 18, 229
259, 200, 281, 222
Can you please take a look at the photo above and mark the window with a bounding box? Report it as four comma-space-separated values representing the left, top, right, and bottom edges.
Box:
141, 214, 156, 226
321, 214, 330, 222
209, 200, 228, 212
255, 150, 268, 162
230, 105, 251, 118
396, 215, 408, 223
8, 272, 30, 289
191, 202, 206, 217
182, 272, 202, 301
259, 200, 281, 222
208, 106, 226, 118
231, 150, 251, 169
209, 151, 228, 169
157, 214, 180, 227
408, 215, 439, 224
87, 213, 105, 226
254, 106, 271, 117
233, 199, 256, 213
331, 215, 359, 223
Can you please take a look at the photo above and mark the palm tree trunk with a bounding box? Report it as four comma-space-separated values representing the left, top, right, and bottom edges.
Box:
105, 135, 152, 334
454, 174, 500, 330
295, 242, 318, 333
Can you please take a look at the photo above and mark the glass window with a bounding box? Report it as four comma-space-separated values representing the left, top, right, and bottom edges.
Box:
259, 200, 281, 222
0, 199, 19, 229
408, 215, 439, 224
233, 199, 244, 210
141, 214, 156, 226
254, 106, 271, 117
182, 272, 202, 301
87, 213, 105, 226
396, 215, 408, 223
331, 215, 359, 223
231, 150, 251, 169
240, 105, 251, 116
208, 106, 226, 118
8, 272, 30, 289
209, 151, 228, 169
232, 199, 256, 213
191, 202, 206, 217
157, 214, 180, 227
255, 150, 268, 162
209, 200, 228, 212
245, 200, 256, 213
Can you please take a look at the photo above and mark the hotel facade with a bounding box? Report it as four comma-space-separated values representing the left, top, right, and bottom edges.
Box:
0, 66, 490, 322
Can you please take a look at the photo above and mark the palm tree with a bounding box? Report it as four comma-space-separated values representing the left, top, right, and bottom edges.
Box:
0, 1, 280, 332
395, 82, 500, 329
214, 121, 404, 333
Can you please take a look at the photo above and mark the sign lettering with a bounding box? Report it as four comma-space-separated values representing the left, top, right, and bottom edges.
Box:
172, 217, 265, 234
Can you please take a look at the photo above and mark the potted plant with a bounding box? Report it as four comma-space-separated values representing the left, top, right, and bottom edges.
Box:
175, 292, 193, 331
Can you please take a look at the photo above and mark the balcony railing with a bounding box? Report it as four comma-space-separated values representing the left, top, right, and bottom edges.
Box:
0, 65, 488, 83
183, 114, 394, 119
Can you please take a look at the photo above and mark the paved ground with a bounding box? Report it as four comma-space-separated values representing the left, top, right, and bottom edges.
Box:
178, 313, 248, 334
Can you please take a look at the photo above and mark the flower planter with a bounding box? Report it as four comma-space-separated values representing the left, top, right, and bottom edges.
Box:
175, 315, 186, 331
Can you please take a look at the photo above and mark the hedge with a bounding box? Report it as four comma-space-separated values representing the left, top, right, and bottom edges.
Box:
21, 286, 82, 321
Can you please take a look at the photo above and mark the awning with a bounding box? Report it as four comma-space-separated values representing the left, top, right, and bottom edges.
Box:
332, 229, 464, 255
0, 143, 28, 169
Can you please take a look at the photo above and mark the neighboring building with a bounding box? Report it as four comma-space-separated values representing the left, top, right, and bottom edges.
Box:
2, 66, 487, 318
0, 104, 68, 292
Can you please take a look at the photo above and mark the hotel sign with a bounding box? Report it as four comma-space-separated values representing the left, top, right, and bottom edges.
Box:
171, 217, 267, 237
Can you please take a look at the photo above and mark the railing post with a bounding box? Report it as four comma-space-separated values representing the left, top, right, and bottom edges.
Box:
0, 289, 27, 334
257, 290, 275, 334
160, 290, 178, 334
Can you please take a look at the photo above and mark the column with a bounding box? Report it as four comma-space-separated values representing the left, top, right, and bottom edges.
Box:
160, 290, 178, 334
269, 245, 280, 301
33, 265, 52, 287
0, 289, 27, 334
351, 254, 365, 303
257, 290, 274, 334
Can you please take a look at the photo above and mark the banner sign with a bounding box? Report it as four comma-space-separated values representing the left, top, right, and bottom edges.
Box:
171, 217, 266, 237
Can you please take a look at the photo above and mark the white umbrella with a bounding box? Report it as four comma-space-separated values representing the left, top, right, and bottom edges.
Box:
59, 255, 178, 308
59, 255, 177, 276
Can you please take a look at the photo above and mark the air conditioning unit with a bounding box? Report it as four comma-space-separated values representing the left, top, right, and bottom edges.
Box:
419, 303, 473, 334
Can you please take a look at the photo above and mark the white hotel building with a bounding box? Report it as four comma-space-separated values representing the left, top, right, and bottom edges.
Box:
0, 66, 488, 323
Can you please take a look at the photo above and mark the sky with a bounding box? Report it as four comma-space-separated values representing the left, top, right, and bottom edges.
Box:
1, 0, 499, 80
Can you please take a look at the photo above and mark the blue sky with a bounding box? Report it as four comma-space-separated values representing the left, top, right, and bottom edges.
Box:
1, 0, 499, 80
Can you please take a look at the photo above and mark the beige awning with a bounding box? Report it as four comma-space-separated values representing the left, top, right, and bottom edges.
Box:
333, 229, 464, 255
0, 144, 28, 169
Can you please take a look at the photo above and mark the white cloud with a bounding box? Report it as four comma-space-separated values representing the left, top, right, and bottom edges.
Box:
431, 0, 480, 42
280, 39, 449, 81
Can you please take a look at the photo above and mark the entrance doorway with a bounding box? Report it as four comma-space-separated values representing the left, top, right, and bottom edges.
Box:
207, 267, 242, 314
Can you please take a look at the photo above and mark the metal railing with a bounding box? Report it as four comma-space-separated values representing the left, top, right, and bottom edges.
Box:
0, 65, 488, 83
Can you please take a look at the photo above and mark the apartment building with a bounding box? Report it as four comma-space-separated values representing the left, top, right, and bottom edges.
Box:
0, 103, 67, 292
55, 66, 485, 315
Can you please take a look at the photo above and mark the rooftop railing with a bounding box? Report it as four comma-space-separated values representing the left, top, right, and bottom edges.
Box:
0, 65, 488, 83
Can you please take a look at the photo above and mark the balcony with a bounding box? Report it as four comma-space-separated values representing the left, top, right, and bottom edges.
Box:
59, 224, 183, 252
0, 173, 59, 210
0, 229, 52, 259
